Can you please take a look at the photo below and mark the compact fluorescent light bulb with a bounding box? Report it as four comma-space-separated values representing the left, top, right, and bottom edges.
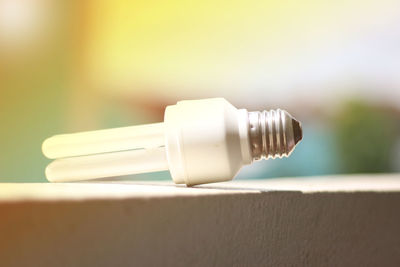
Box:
42, 98, 302, 186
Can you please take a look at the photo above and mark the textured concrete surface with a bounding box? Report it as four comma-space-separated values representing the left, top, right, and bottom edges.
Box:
1, 174, 400, 266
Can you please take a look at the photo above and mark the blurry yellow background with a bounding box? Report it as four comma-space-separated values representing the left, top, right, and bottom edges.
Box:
0, 0, 399, 182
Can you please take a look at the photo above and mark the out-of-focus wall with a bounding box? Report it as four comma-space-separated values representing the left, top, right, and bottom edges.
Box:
0, 0, 399, 182
82, 0, 400, 105
0, 1, 71, 182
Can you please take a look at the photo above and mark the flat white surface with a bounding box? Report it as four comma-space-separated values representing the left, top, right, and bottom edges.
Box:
208, 174, 400, 192
1, 174, 399, 201
1, 174, 400, 266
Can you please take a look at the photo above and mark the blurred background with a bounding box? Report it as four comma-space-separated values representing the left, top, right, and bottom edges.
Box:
0, 0, 399, 182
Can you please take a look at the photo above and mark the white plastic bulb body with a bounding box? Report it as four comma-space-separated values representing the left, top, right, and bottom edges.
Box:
42, 98, 302, 186
164, 98, 252, 185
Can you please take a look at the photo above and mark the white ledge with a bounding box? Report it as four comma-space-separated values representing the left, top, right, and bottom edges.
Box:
1, 174, 400, 266
1, 174, 400, 202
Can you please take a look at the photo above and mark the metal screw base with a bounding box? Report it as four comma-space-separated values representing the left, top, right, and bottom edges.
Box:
248, 109, 302, 160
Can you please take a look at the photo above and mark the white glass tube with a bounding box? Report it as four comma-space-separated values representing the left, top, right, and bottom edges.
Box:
45, 147, 168, 182
42, 122, 165, 159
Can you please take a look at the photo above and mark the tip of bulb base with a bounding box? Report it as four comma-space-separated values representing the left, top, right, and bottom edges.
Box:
292, 118, 302, 145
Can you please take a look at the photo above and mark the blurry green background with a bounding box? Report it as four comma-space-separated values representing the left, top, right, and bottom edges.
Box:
0, 0, 399, 182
